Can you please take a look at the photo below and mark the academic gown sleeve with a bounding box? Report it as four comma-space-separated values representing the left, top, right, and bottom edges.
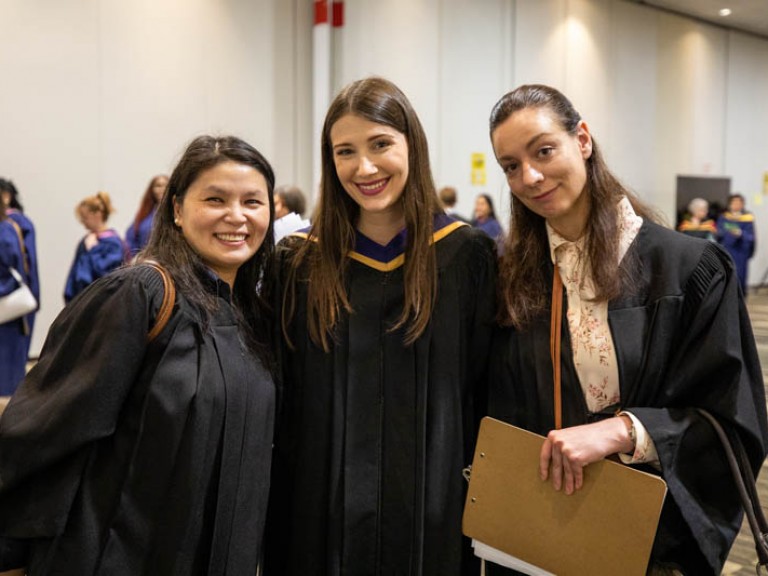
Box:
125, 213, 155, 257
64, 235, 126, 302
488, 235, 767, 576
0, 267, 164, 566
125, 223, 140, 255
624, 243, 768, 574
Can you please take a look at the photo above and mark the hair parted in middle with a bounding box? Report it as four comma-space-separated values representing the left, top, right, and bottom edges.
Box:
489, 84, 661, 329
142, 134, 276, 366
284, 76, 442, 351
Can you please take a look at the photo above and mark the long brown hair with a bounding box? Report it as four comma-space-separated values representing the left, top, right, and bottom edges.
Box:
490, 84, 660, 329
284, 76, 442, 351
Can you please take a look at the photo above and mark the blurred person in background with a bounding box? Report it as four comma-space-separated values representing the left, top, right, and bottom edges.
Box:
717, 193, 756, 294
274, 185, 307, 221
677, 197, 716, 241
0, 197, 31, 397
273, 185, 310, 243
0, 178, 39, 358
64, 191, 127, 303
438, 185, 470, 223
472, 192, 504, 250
125, 174, 169, 257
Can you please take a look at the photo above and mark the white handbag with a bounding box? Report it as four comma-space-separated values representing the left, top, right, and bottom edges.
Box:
0, 267, 37, 324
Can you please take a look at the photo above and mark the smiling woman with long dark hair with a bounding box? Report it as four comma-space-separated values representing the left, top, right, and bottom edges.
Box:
0, 135, 277, 575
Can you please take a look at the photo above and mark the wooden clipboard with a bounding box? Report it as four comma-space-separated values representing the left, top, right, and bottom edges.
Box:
463, 417, 668, 576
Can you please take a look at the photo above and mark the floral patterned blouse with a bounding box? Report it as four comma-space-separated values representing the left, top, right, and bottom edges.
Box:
547, 197, 658, 465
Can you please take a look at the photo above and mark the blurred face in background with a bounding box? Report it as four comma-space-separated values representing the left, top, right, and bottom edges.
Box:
729, 196, 745, 214
152, 176, 169, 203
274, 193, 289, 219
78, 207, 104, 233
474, 196, 491, 221
691, 202, 709, 221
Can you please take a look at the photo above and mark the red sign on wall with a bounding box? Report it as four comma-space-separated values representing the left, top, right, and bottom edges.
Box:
314, 0, 328, 25
314, 0, 344, 27
332, 1, 344, 27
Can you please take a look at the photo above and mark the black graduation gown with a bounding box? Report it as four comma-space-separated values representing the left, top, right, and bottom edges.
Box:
0, 265, 275, 575
265, 217, 497, 576
488, 221, 768, 575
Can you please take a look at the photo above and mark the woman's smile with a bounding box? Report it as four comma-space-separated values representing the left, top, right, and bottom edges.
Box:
215, 232, 248, 243
356, 177, 390, 196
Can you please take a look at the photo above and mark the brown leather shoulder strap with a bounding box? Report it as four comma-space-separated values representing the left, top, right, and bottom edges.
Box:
550, 265, 563, 430
143, 260, 176, 343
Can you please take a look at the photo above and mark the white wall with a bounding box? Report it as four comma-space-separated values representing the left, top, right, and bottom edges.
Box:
3, 0, 768, 356
1, 0, 282, 355
725, 31, 768, 289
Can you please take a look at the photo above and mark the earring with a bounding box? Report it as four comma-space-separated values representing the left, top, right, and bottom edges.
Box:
174, 218, 180, 226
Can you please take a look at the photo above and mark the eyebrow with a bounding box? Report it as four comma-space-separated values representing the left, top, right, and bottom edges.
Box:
526, 131, 554, 149
204, 185, 265, 196
496, 131, 554, 161
332, 131, 397, 149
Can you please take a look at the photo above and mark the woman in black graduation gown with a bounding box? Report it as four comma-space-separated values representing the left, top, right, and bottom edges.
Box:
485, 85, 768, 575
0, 135, 277, 575
264, 77, 497, 575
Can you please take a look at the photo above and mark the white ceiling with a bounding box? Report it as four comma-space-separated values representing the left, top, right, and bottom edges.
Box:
626, 0, 768, 38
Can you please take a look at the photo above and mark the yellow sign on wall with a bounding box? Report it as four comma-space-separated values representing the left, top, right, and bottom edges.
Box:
471, 153, 486, 186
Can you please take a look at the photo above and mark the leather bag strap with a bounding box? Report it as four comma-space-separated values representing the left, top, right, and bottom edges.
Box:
696, 408, 768, 571
550, 265, 564, 430
144, 260, 176, 343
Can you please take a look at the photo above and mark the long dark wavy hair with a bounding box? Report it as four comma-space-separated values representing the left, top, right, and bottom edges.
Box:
284, 76, 442, 351
490, 84, 660, 328
142, 135, 276, 365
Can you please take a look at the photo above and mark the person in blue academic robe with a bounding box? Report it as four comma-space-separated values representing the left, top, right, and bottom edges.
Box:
717, 193, 756, 294
471, 193, 505, 253
0, 179, 39, 356
125, 175, 169, 257
64, 192, 127, 303
0, 216, 29, 396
